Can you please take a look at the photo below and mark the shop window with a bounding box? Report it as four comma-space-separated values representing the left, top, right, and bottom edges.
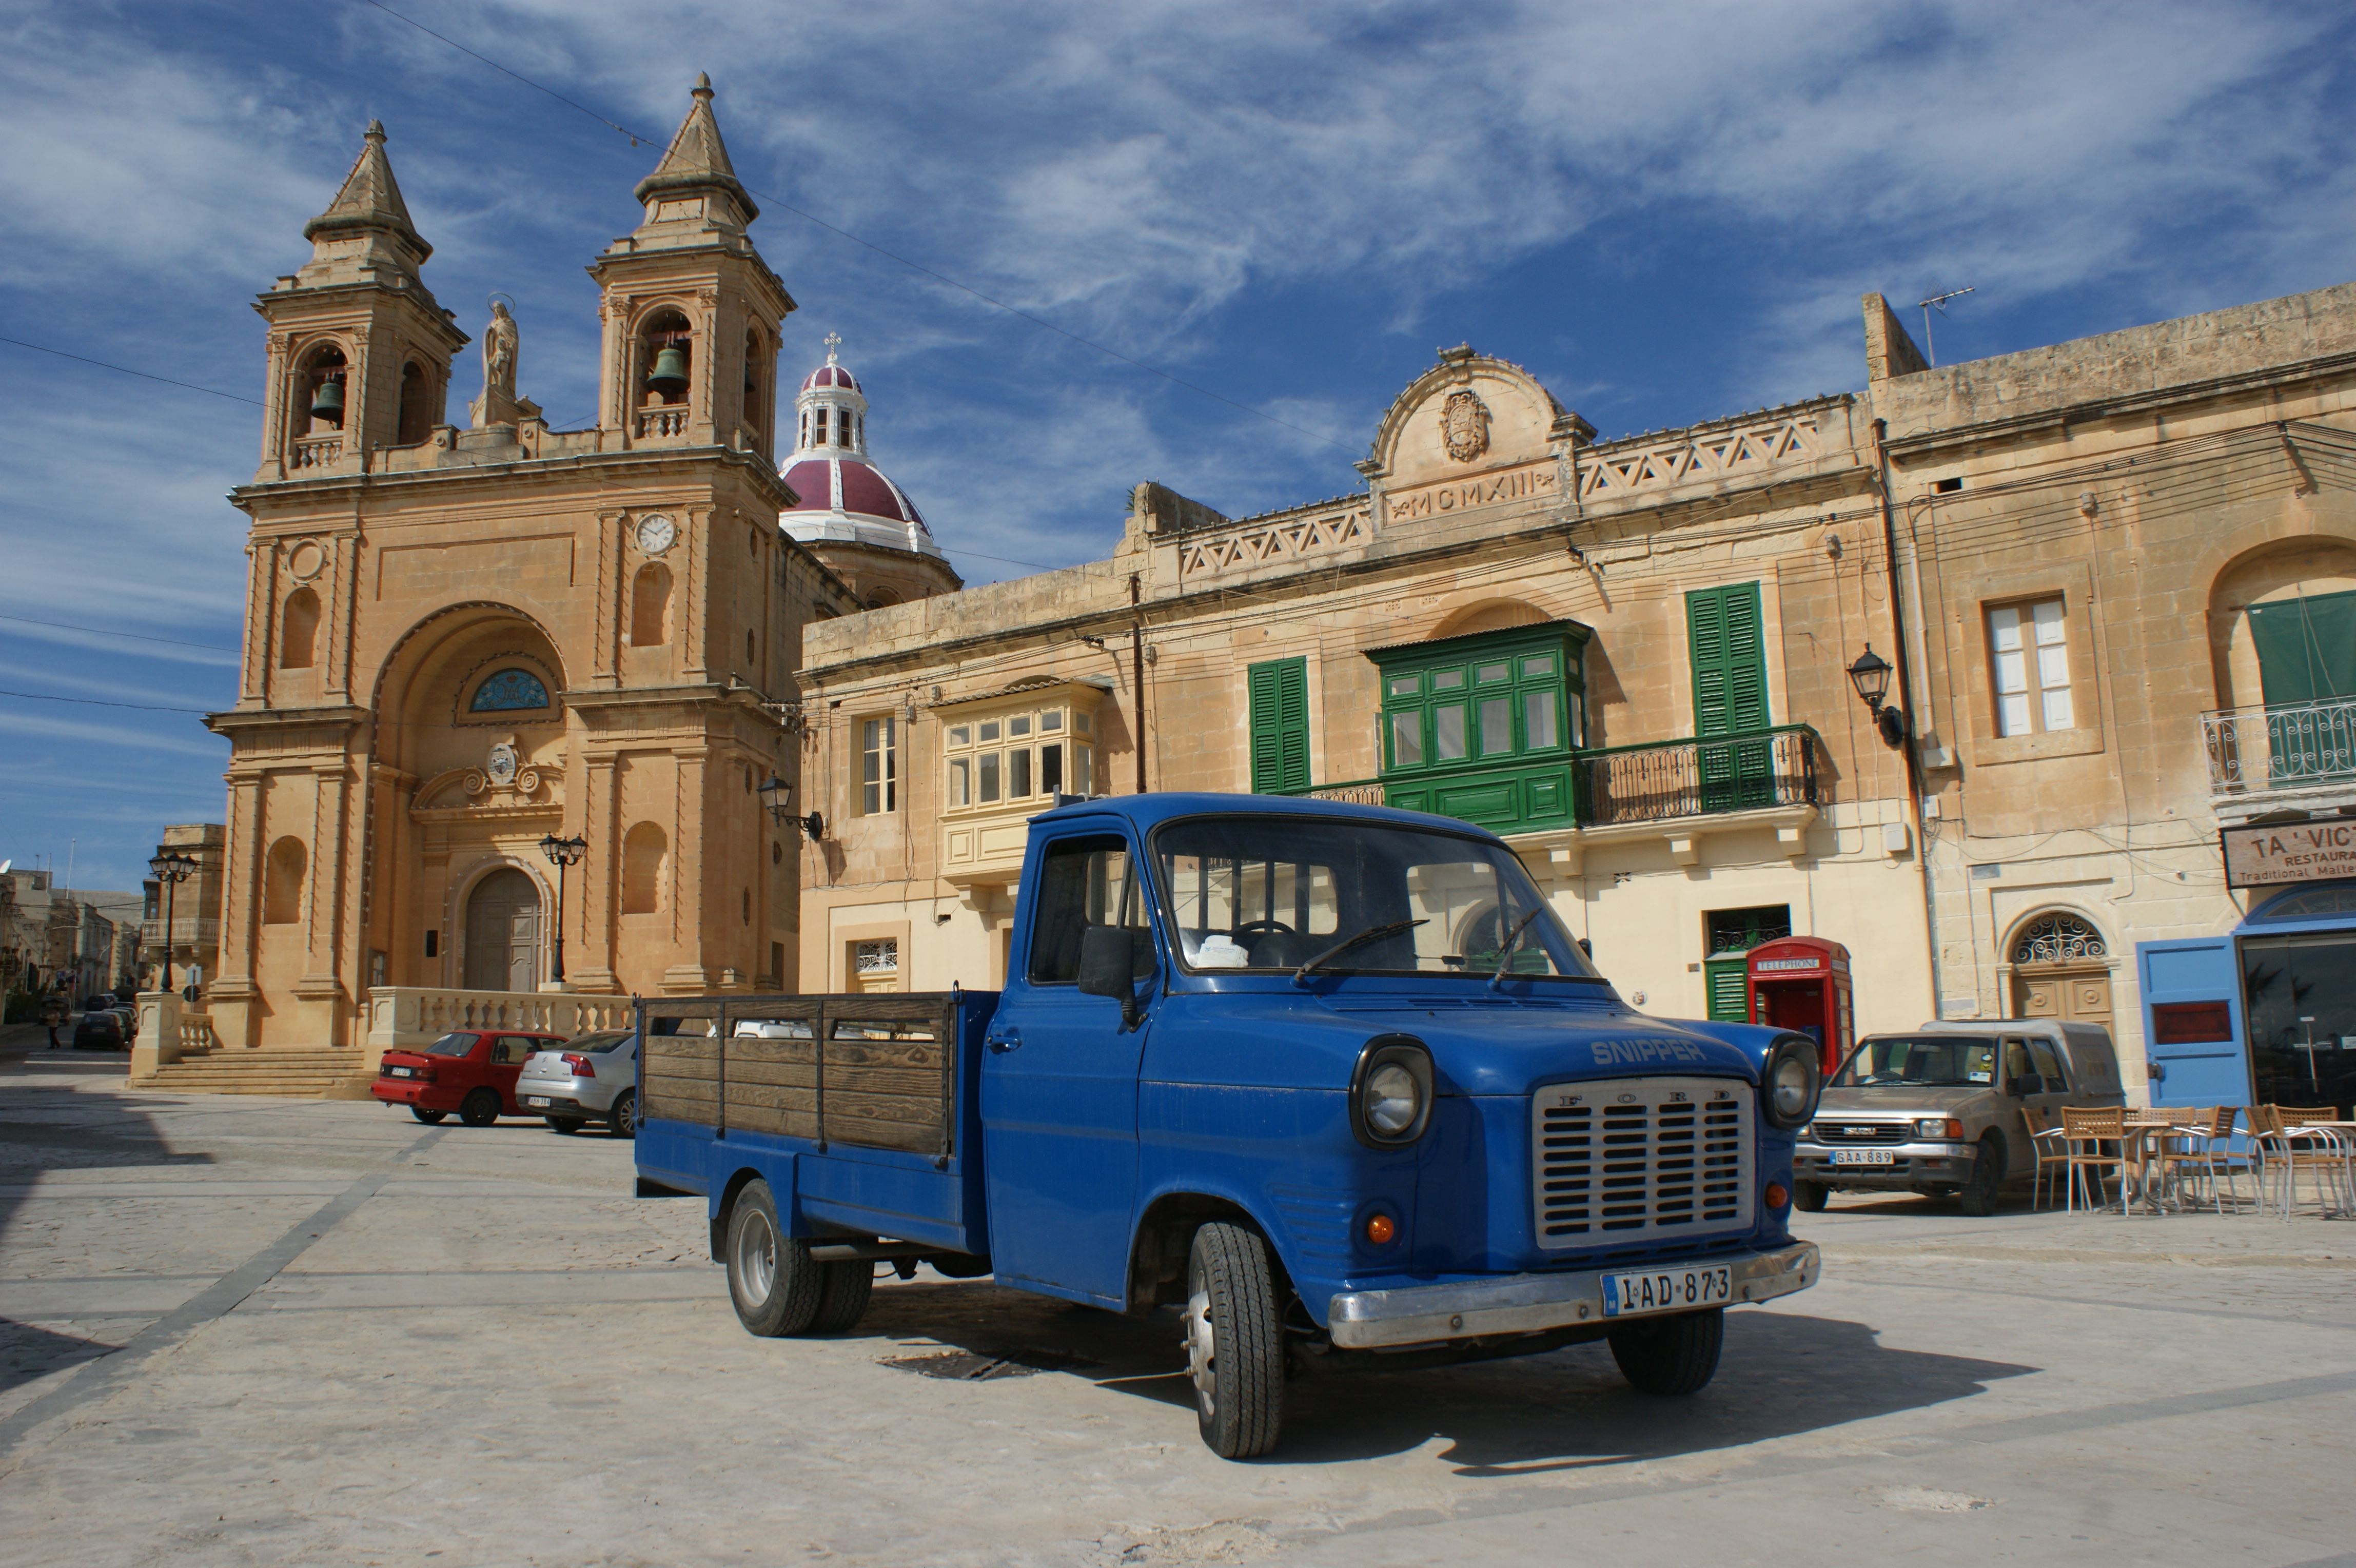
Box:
1988, 598, 2073, 736
622, 823, 666, 915
264, 838, 307, 925
279, 588, 319, 670
1247, 656, 1309, 793
942, 701, 1091, 815
860, 717, 899, 814
1702, 904, 1790, 1021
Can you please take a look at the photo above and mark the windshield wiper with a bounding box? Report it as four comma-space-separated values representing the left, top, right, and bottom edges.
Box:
1293, 918, 1427, 985
1488, 908, 1546, 990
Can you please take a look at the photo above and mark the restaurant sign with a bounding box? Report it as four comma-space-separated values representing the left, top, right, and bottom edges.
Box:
2220, 819, 2356, 889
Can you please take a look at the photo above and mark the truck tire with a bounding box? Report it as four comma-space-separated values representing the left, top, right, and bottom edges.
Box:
1608, 1307, 1723, 1396
726, 1180, 821, 1337
1957, 1134, 2004, 1217
459, 1089, 501, 1128
1182, 1222, 1285, 1459
1793, 1180, 1829, 1212
811, 1261, 873, 1332
409, 1107, 446, 1125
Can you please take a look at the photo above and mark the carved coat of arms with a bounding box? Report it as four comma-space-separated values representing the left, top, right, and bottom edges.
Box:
1442, 390, 1491, 463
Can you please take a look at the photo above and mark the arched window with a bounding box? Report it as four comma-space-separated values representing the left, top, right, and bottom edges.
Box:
742, 328, 769, 445
264, 838, 307, 925
395, 360, 433, 445
622, 822, 667, 915
638, 308, 693, 407
2011, 912, 2107, 966
279, 588, 319, 670
468, 669, 550, 712
631, 563, 672, 647
299, 345, 347, 434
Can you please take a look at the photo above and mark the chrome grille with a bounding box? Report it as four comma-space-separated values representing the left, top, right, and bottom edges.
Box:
1810, 1121, 1910, 1145
1533, 1076, 1753, 1248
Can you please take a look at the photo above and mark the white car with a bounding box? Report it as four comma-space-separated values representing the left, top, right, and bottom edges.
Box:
515, 1030, 640, 1137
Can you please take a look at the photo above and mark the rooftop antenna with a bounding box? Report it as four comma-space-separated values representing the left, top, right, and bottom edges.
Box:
1917, 286, 1975, 367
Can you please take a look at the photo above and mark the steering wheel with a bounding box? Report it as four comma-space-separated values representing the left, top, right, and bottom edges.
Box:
1235, 918, 1298, 938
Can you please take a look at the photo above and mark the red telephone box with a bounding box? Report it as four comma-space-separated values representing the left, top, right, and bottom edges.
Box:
1745, 936, 1854, 1080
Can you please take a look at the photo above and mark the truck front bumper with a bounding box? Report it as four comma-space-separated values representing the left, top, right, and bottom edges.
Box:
1325, 1241, 1819, 1350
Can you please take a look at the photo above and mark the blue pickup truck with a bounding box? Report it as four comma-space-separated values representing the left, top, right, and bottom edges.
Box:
635, 793, 1823, 1457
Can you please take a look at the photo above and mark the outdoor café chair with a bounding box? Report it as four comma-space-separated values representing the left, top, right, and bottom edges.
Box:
2020, 1104, 2071, 1211
2060, 1106, 2127, 1214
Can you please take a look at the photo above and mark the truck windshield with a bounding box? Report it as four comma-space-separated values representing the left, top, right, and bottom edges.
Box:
1836, 1036, 1997, 1088
1152, 815, 1601, 981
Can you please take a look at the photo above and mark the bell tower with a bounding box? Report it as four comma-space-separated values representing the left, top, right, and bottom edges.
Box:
588, 74, 794, 459
250, 122, 467, 481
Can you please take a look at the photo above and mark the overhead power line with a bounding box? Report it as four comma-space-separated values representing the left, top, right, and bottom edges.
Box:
0, 336, 263, 406
0, 688, 213, 715
354, 0, 1359, 457
0, 613, 240, 653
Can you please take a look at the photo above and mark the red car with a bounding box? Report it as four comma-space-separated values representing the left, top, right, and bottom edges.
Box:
372, 1030, 566, 1126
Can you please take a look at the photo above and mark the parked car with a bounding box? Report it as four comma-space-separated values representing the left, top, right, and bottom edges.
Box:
371, 1029, 566, 1126
107, 1005, 138, 1041
72, 1010, 129, 1050
516, 1030, 640, 1138
1794, 1020, 2125, 1214
81, 994, 113, 1013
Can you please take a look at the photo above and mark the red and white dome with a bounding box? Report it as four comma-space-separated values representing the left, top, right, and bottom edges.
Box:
778, 335, 946, 565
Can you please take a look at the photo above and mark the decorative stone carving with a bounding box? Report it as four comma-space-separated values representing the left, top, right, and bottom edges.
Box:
485, 740, 519, 788
483, 301, 518, 399
1442, 389, 1491, 463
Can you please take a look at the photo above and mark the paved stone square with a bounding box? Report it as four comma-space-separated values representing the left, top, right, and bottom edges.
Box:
1, 1030, 2351, 1566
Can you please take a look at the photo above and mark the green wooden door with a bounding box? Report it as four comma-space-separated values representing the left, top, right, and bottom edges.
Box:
2250, 591, 2356, 786
1687, 582, 1772, 810
1248, 657, 1310, 793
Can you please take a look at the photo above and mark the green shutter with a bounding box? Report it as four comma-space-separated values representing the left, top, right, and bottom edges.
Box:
2250, 590, 2356, 704
1704, 957, 1750, 1022
1248, 657, 1310, 792
1686, 582, 1770, 737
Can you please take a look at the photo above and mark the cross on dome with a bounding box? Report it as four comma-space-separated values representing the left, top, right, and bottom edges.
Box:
823, 332, 842, 364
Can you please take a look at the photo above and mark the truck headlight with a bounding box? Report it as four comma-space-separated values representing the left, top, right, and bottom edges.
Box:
1350, 1035, 1433, 1148
1915, 1117, 1964, 1140
1762, 1035, 1821, 1130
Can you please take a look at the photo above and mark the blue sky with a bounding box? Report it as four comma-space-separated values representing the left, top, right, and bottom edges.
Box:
2, 0, 2351, 895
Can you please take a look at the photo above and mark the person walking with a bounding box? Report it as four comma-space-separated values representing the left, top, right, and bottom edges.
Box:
42, 993, 66, 1049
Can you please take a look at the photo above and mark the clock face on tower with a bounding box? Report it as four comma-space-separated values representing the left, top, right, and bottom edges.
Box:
635, 515, 676, 555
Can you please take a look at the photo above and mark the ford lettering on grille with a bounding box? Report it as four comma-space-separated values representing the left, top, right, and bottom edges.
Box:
1533, 1076, 1754, 1247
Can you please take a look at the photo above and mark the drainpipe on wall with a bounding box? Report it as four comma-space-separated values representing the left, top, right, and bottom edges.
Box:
1872, 416, 1947, 1020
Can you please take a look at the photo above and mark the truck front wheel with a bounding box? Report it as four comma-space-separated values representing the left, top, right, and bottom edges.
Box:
1608, 1307, 1723, 1396
1793, 1180, 1829, 1212
726, 1180, 821, 1337
1956, 1134, 2005, 1217
1182, 1223, 1285, 1459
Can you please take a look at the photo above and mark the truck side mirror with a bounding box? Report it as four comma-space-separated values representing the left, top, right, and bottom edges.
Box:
1076, 927, 1144, 1030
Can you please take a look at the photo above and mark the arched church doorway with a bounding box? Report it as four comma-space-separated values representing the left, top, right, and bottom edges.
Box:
2007, 910, 2113, 1032
464, 868, 541, 992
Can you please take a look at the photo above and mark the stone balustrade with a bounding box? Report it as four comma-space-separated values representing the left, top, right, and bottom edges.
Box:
363, 987, 634, 1054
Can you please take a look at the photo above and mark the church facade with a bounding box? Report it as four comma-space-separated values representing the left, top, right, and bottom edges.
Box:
199, 80, 943, 1056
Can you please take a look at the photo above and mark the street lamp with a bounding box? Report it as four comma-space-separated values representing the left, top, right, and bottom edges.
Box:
1846, 646, 1908, 750
146, 851, 198, 992
537, 834, 587, 985
756, 774, 825, 842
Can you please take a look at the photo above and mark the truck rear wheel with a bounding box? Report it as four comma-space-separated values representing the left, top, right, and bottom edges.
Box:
811, 1261, 873, 1332
1793, 1180, 1829, 1212
1608, 1307, 1723, 1396
1182, 1222, 1285, 1459
726, 1180, 821, 1337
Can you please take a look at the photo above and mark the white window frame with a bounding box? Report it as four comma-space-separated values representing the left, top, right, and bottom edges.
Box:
1988, 597, 2074, 737
861, 716, 897, 814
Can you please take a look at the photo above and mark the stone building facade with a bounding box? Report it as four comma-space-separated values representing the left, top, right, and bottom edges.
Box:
798, 283, 2356, 1107
139, 824, 226, 992
201, 80, 883, 1055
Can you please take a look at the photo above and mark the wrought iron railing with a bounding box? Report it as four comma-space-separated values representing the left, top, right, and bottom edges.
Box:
1577, 724, 1823, 827
1273, 725, 1824, 830
2201, 697, 2356, 798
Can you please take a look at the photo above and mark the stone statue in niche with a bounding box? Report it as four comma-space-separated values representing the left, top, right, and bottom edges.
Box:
483, 302, 518, 398
1442, 389, 1491, 464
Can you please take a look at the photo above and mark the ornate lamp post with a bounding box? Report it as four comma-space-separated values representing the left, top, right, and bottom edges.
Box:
537, 834, 587, 985
1846, 646, 1907, 750
146, 851, 198, 992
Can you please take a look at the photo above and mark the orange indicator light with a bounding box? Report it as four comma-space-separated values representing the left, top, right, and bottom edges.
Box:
1765, 1182, 1790, 1210
1365, 1213, 1397, 1245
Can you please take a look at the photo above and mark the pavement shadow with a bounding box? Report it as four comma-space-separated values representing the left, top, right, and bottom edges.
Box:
845, 1280, 2033, 1468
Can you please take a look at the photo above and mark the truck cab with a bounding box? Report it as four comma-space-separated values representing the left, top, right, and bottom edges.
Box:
638, 794, 1824, 1457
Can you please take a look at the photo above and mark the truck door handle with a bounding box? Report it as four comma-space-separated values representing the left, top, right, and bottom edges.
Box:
987, 1028, 1022, 1053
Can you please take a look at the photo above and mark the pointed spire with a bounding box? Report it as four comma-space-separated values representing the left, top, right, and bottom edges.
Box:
303, 120, 430, 261
633, 72, 757, 223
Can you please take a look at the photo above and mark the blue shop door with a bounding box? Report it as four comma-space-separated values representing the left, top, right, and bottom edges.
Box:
979, 835, 1149, 1306
2137, 938, 2250, 1108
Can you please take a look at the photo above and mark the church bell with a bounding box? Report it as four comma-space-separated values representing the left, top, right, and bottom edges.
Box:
646, 344, 690, 396
309, 375, 345, 424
